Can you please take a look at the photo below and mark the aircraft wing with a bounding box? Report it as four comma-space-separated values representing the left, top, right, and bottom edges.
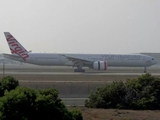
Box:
61, 55, 93, 66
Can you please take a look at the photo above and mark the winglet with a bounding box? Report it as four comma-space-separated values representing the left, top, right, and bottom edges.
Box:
4, 32, 29, 61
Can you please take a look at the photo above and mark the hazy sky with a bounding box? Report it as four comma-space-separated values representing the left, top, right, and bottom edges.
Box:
0, 0, 160, 54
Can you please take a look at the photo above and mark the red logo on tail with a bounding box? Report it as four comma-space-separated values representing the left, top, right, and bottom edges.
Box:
7, 35, 29, 61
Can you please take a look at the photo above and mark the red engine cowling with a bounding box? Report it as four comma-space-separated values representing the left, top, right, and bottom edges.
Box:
93, 61, 107, 70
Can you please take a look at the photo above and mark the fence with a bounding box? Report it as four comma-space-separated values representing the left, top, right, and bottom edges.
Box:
20, 81, 107, 98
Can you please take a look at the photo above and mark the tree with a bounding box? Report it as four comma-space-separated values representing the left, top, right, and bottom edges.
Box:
85, 81, 126, 108
85, 73, 160, 110
0, 76, 19, 97
126, 73, 160, 109
35, 88, 73, 120
0, 87, 83, 120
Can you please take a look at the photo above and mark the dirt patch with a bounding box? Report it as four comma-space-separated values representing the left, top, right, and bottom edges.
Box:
68, 107, 160, 120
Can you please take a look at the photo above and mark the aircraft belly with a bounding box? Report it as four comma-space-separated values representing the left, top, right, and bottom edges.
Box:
108, 60, 145, 67
29, 58, 63, 66
63, 61, 73, 66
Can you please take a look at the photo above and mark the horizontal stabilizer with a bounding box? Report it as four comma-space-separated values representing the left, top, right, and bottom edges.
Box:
2, 53, 23, 61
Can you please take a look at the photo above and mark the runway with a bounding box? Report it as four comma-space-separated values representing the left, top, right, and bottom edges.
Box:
1, 64, 160, 76
1, 71, 160, 76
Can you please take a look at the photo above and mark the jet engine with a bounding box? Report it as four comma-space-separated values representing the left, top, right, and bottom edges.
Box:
93, 61, 107, 70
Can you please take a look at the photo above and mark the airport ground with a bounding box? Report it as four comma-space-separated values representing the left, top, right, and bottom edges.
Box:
0, 64, 160, 100
0, 64, 160, 120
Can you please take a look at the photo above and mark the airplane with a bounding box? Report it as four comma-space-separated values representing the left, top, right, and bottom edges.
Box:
2, 32, 157, 73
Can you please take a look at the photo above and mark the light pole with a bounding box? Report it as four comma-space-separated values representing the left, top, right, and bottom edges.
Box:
3, 61, 5, 77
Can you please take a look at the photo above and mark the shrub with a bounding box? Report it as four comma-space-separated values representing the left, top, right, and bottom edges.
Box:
35, 88, 73, 120
85, 81, 126, 108
0, 87, 83, 120
71, 109, 83, 120
85, 73, 160, 110
0, 76, 19, 97
0, 87, 36, 120
126, 73, 160, 109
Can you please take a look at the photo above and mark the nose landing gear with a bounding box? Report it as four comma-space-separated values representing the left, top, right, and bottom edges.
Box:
144, 67, 147, 73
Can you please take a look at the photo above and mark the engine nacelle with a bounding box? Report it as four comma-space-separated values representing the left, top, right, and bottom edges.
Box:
93, 61, 107, 70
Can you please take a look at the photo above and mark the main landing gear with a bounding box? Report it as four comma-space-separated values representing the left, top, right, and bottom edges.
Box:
74, 65, 85, 72
74, 69, 85, 72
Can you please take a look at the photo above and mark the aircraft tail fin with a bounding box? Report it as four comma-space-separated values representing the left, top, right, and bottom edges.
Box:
4, 32, 29, 61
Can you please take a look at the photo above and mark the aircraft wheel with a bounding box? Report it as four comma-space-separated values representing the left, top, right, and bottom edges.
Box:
74, 69, 85, 72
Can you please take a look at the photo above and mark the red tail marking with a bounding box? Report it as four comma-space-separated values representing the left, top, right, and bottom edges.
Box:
6, 35, 29, 61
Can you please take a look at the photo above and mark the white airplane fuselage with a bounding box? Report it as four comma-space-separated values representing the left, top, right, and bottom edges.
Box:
9, 53, 156, 67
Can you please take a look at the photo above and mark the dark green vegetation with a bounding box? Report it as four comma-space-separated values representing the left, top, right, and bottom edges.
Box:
0, 76, 19, 97
85, 73, 160, 110
0, 76, 82, 120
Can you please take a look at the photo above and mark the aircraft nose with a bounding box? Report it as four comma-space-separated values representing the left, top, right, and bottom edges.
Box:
154, 60, 157, 64
152, 60, 157, 65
